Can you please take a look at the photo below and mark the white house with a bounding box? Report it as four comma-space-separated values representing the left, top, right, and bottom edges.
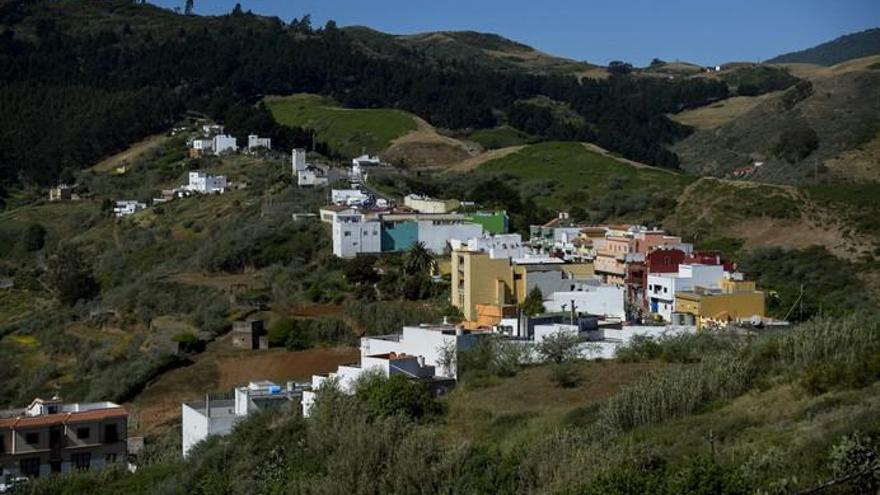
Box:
320, 205, 357, 224
247, 134, 271, 152
331, 189, 370, 206
647, 264, 725, 321
181, 381, 300, 457
332, 213, 382, 258
352, 154, 381, 167
191, 138, 214, 154
212, 134, 238, 155
302, 324, 485, 417
544, 283, 626, 319
185, 171, 227, 194
297, 167, 329, 187
113, 200, 146, 218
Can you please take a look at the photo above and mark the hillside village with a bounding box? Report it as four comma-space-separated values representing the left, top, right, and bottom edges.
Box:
1, 2, 879, 494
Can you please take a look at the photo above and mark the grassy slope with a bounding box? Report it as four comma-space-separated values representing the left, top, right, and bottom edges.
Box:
265, 94, 418, 157
478, 141, 693, 214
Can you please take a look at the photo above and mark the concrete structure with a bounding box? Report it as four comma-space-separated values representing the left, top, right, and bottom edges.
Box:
185, 171, 227, 194
0, 398, 127, 478
319, 205, 357, 224
292, 149, 307, 174
113, 200, 146, 218
647, 264, 725, 321
231, 320, 267, 350
182, 381, 301, 457
403, 194, 460, 214
247, 134, 271, 152
544, 283, 626, 319
190, 138, 214, 157
450, 234, 527, 260
331, 189, 370, 206
332, 213, 382, 258
48, 185, 77, 202
297, 166, 329, 187
212, 134, 238, 155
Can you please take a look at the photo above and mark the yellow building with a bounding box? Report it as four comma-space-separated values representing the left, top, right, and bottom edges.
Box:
675, 281, 765, 329
452, 250, 515, 322
451, 250, 595, 324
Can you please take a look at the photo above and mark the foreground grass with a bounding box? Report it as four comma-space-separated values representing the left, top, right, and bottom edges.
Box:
265, 94, 418, 156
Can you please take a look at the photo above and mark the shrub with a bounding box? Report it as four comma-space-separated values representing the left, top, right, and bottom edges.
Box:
355, 373, 441, 420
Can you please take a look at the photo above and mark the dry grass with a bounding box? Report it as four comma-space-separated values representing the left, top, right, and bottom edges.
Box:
128, 337, 357, 434
382, 117, 477, 167
446, 145, 525, 172
89, 133, 169, 173
670, 92, 781, 129
442, 360, 668, 444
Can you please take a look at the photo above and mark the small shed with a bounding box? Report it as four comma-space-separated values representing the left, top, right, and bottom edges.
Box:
231, 319, 268, 350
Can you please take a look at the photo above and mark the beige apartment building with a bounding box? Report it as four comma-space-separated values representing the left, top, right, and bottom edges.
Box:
0, 398, 128, 478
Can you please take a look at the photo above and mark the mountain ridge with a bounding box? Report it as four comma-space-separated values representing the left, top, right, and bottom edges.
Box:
766, 27, 880, 66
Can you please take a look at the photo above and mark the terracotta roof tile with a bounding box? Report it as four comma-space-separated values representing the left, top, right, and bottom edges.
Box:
0, 407, 128, 429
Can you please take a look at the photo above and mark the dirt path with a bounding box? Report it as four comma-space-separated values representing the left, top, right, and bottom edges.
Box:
447, 145, 526, 171
581, 143, 678, 174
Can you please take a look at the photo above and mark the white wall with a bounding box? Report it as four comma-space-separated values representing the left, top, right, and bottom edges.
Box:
181, 404, 237, 457
545, 285, 625, 318
292, 149, 307, 173
417, 221, 484, 255
332, 215, 382, 258
361, 326, 481, 378
213, 135, 237, 154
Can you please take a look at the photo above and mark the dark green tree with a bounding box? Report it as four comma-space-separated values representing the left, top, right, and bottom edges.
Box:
23, 223, 47, 252
356, 373, 440, 419
46, 244, 100, 306
521, 286, 545, 317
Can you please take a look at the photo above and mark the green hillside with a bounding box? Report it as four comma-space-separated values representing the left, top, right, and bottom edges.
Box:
478, 142, 693, 223
265, 94, 418, 157
767, 27, 880, 66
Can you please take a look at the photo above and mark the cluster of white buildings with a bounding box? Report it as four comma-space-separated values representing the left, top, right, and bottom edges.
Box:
113, 200, 147, 218
350, 154, 381, 183
188, 124, 272, 157
183, 171, 227, 195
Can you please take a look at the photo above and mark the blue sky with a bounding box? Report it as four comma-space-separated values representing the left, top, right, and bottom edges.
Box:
150, 0, 879, 66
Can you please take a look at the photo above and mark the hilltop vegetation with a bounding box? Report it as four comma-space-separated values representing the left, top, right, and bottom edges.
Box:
0, 0, 738, 195
345, 26, 599, 76
265, 94, 418, 157
767, 27, 880, 66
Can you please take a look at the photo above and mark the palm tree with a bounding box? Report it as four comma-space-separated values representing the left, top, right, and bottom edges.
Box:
404, 241, 435, 276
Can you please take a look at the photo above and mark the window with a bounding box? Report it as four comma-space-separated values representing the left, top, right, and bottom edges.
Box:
104, 424, 119, 444
25, 432, 39, 445
344, 231, 351, 237
71, 452, 91, 471
20, 458, 40, 478
76, 427, 90, 440
0, 434, 4, 454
